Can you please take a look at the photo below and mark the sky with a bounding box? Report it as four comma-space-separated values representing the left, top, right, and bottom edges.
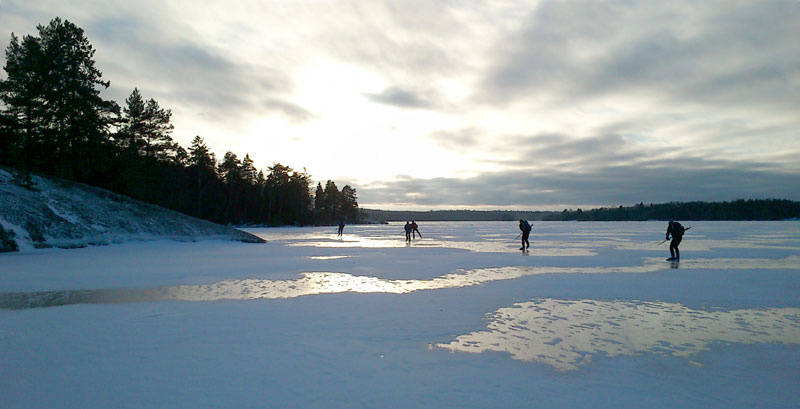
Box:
1, 0, 799, 210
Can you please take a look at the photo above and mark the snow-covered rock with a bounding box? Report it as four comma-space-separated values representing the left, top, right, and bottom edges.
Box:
0, 168, 264, 252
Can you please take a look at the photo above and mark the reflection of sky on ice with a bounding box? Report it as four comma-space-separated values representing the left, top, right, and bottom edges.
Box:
437, 299, 800, 371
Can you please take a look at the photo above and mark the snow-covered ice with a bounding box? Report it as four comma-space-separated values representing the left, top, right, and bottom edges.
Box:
1, 221, 799, 408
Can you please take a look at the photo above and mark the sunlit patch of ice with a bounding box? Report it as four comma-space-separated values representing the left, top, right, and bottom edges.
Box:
2, 256, 798, 310
437, 299, 800, 371
308, 255, 355, 260
287, 236, 597, 255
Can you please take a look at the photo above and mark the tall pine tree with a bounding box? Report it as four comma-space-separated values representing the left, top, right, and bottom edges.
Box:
0, 18, 117, 180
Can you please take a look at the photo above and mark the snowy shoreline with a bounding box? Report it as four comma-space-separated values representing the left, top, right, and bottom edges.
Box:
0, 169, 263, 252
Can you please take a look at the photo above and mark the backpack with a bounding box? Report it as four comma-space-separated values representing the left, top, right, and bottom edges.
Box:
673, 222, 685, 236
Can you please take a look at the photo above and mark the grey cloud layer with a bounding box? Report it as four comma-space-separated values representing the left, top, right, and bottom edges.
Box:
372, 126, 799, 208
360, 163, 800, 209
90, 17, 310, 123
479, 1, 800, 115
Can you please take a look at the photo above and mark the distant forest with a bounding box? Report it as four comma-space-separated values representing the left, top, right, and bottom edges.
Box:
550, 199, 800, 221
0, 18, 358, 226
362, 209, 555, 222
365, 199, 800, 222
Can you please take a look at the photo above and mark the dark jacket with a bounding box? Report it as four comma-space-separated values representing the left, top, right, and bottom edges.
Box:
666, 222, 685, 240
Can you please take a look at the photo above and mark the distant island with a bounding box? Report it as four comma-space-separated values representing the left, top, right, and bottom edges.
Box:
363, 199, 800, 222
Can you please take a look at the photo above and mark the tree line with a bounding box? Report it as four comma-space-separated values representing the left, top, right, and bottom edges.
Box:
363, 199, 800, 223
361, 209, 553, 222
0, 18, 359, 226
548, 199, 800, 221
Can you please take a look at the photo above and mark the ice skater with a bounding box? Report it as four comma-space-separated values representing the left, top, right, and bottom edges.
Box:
411, 221, 422, 239
665, 219, 688, 261
519, 219, 532, 250
404, 221, 413, 242
337, 220, 345, 238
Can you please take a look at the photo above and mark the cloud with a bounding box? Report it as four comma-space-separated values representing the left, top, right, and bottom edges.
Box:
89, 19, 302, 118
360, 129, 800, 209
428, 127, 483, 152
360, 162, 800, 210
311, 1, 478, 80
478, 1, 800, 115
261, 98, 315, 123
364, 86, 435, 109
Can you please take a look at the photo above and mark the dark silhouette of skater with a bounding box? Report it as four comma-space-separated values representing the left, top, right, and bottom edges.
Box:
404, 221, 413, 242
665, 219, 687, 260
411, 221, 422, 239
337, 221, 345, 237
519, 219, 532, 250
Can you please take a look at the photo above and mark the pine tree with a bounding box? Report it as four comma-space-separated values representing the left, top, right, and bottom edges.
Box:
314, 182, 326, 224
0, 33, 45, 172
241, 154, 257, 185
188, 136, 215, 218
141, 98, 175, 160
117, 88, 175, 161
1, 18, 116, 180
219, 151, 242, 223
118, 88, 146, 153
323, 180, 340, 223
36, 18, 115, 179
340, 185, 359, 222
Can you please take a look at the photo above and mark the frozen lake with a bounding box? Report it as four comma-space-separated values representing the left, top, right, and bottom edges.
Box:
1, 221, 799, 408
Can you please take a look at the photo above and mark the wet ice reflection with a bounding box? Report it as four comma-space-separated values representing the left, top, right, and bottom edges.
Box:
2, 256, 798, 310
248, 222, 800, 254
289, 237, 596, 255
437, 299, 800, 371
616, 238, 800, 252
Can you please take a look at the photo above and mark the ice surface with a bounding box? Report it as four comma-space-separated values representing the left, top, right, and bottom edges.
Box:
1, 221, 799, 408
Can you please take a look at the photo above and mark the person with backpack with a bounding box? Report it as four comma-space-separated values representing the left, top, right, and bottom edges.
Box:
404, 221, 413, 242
519, 219, 532, 250
411, 221, 422, 239
665, 219, 688, 260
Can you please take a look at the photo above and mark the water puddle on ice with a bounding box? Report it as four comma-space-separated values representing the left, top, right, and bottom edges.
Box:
437, 299, 800, 371
308, 255, 355, 260
1, 256, 798, 310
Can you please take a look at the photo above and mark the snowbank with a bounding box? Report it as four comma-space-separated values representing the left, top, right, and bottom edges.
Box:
0, 168, 263, 251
